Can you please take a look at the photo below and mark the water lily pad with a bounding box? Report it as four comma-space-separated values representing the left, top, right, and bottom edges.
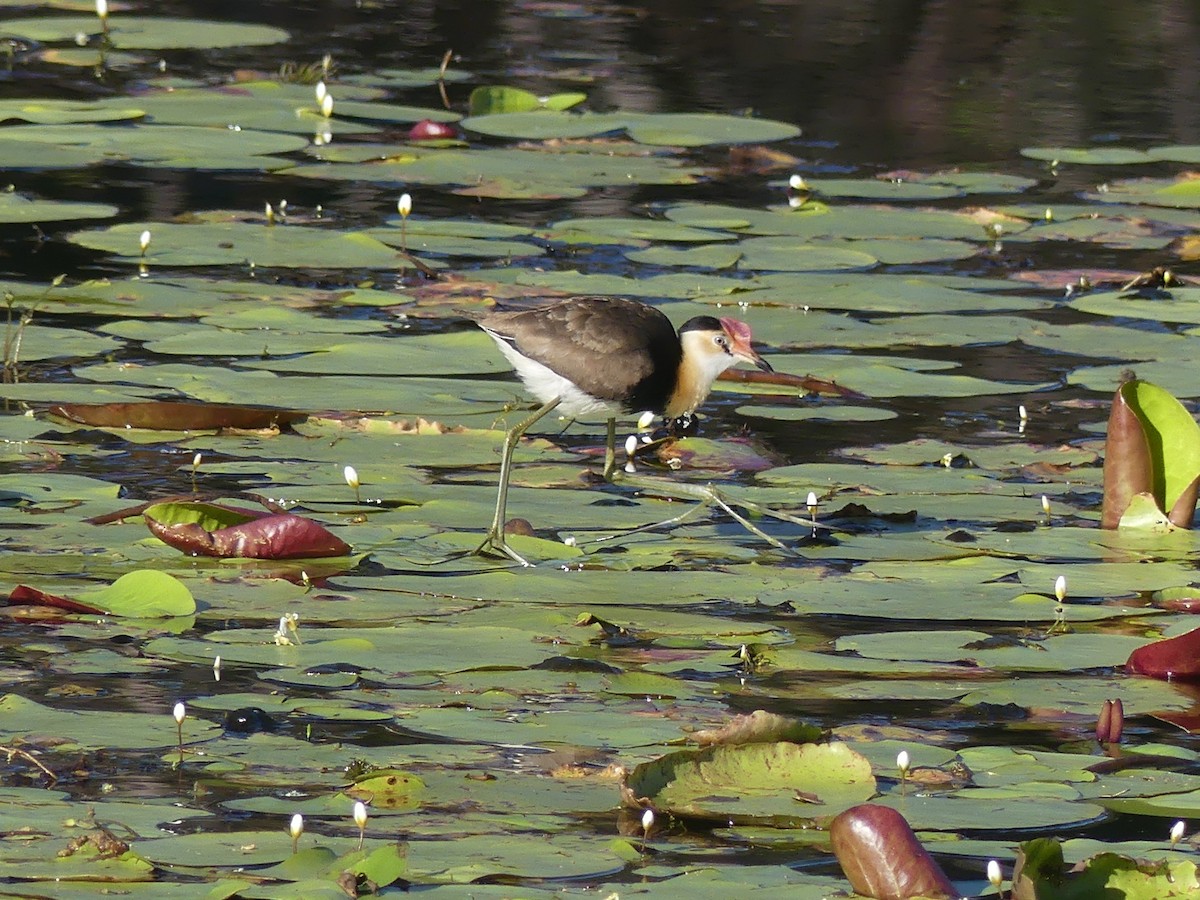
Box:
0, 191, 118, 224
461, 109, 800, 146
0, 123, 308, 170
1069, 287, 1200, 325
2, 16, 289, 50
287, 143, 705, 199
0, 693, 220, 751
733, 237, 878, 271
1021, 146, 1156, 165
68, 220, 405, 268
623, 741, 876, 826
1084, 175, 1200, 209
129, 84, 383, 136
72, 570, 196, 617
807, 177, 961, 201
0, 99, 143, 125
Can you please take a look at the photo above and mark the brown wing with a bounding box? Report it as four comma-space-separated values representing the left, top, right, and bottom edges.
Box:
477, 296, 681, 411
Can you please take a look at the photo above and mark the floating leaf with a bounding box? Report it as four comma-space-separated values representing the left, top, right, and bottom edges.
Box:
1101, 379, 1200, 528
461, 109, 800, 146
2, 16, 289, 49
467, 86, 586, 115
1021, 146, 1156, 165
621, 741, 875, 826
0, 190, 118, 223
69, 220, 407, 268
1126, 625, 1200, 681
144, 501, 351, 560
691, 711, 824, 747
829, 804, 957, 900
49, 400, 307, 430
0, 123, 308, 170
1085, 174, 1200, 209
10, 570, 195, 617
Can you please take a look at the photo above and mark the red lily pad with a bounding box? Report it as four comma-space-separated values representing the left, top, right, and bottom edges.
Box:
1125, 625, 1200, 680
9, 584, 100, 615
830, 804, 957, 900
49, 401, 306, 430
144, 501, 351, 560
1101, 379, 1200, 529
8, 571, 195, 617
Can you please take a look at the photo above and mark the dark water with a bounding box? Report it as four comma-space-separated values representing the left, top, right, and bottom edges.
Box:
10, 0, 1200, 222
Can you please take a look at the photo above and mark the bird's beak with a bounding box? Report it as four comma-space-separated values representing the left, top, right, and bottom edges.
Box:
720, 317, 774, 373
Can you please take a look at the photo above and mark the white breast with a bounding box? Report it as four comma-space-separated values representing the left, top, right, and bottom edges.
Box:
488, 333, 621, 420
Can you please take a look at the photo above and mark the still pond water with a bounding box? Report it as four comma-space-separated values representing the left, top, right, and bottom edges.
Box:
0, 0, 1198, 897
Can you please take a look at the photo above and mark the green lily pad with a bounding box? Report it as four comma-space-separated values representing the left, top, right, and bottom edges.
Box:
1084, 175, 1200, 209
287, 143, 705, 199
807, 177, 962, 201
74, 570, 196, 617
467, 85, 587, 115
624, 741, 876, 825
0, 190, 118, 223
0, 123, 308, 170
461, 110, 800, 146
1070, 287, 1200, 325
0, 693, 220, 751
0, 99, 143, 125
68, 220, 406, 268
1020, 146, 1156, 165
2, 16, 290, 50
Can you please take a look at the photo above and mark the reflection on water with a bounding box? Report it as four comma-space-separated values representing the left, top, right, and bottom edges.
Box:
241, 0, 1200, 167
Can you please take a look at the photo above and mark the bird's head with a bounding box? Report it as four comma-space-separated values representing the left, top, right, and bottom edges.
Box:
678, 315, 773, 376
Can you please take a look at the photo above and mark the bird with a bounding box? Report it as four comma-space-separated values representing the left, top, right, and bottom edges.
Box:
473, 295, 773, 564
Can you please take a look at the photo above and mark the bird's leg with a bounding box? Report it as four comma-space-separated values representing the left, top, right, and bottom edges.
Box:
474, 397, 561, 566
605, 471, 814, 555
603, 417, 618, 482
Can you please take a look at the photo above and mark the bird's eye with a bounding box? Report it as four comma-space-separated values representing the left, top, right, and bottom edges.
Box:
715, 335, 729, 349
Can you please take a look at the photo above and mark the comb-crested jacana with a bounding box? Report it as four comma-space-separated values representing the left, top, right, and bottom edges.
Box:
474, 295, 773, 564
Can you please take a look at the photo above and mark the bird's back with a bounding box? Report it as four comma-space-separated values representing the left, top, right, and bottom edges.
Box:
477, 296, 682, 415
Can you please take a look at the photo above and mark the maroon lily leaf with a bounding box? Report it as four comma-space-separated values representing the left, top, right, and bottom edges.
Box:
1100, 382, 1153, 529
1101, 380, 1200, 529
829, 804, 957, 900
49, 401, 306, 431
144, 501, 351, 560
1125, 625, 1200, 681
408, 119, 459, 141
8, 584, 102, 615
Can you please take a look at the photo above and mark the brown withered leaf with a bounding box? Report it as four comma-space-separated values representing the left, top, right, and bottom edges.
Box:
49, 401, 306, 431
718, 368, 867, 399
1100, 381, 1153, 529
692, 710, 823, 747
